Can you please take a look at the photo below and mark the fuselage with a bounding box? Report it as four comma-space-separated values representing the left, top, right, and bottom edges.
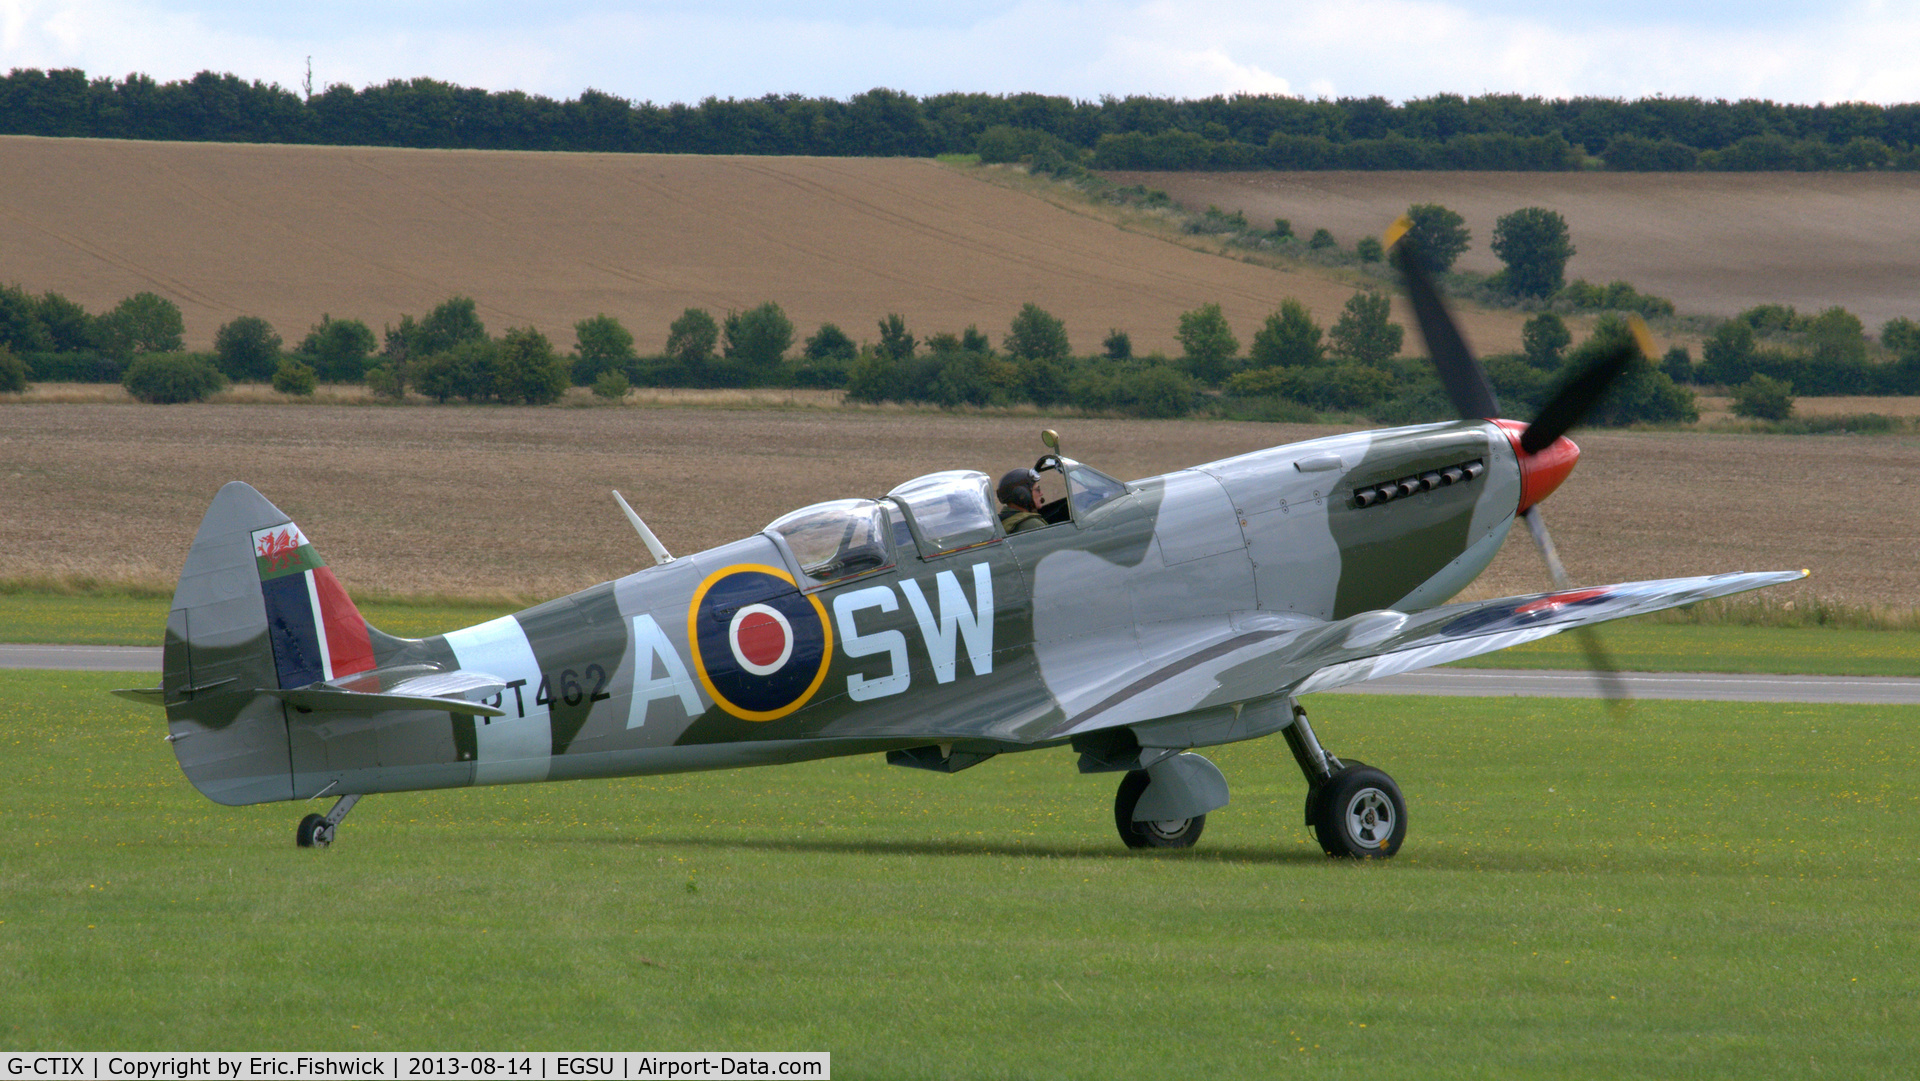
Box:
165, 419, 1533, 806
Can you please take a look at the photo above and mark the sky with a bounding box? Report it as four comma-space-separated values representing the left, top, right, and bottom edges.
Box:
4, 0, 1919, 106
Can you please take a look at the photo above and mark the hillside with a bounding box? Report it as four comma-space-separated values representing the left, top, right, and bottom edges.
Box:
1106, 170, 1920, 331
0, 136, 1499, 358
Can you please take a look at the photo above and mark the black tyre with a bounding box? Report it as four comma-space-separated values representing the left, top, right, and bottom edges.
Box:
1113, 769, 1206, 849
296, 813, 333, 849
1309, 765, 1406, 859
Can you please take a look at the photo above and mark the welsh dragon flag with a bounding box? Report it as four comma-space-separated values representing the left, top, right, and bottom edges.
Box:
252, 522, 375, 689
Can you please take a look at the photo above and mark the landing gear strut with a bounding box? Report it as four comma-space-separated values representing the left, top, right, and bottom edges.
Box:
1285, 702, 1406, 859
295, 793, 361, 849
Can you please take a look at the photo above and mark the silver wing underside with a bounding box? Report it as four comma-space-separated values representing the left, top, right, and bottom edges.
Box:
1022, 569, 1805, 744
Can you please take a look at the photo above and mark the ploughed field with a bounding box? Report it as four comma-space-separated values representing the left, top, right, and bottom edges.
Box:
0, 136, 1486, 358
1, 403, 1909, 610
1104, 170, 1920, 330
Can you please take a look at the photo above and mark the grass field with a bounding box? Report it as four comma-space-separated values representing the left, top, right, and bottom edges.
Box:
4, 671, 1915, 1076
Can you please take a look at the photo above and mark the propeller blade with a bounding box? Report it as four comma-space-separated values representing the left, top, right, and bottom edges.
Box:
1519, 316, 1656, 455
1385, 215, 1499, 420
1521, 505, 1631, 714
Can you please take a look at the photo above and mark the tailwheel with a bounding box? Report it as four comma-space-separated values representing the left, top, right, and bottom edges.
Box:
294, 793, 360, 849
295, 813, 335, 849
1308, 762, 1406, 859
1113, 769, 1206, 849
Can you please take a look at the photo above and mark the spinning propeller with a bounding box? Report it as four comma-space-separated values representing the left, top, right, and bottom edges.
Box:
1384, 215, 1652, 710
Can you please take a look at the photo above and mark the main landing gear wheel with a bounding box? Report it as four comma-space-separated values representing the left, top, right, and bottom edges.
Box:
1308, 763, 1406, 859
1113, 769, 1206, 849
295, 813, 335, 849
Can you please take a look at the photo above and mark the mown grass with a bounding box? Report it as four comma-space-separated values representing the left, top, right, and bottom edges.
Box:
4, 672, 1915, 1076
1449, 620, 1920, 676
0, 588, 519, 644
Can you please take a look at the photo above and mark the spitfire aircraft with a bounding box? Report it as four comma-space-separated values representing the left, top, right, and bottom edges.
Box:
119, 225, 1802, 857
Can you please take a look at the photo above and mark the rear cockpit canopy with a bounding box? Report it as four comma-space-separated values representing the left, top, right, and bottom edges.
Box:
765, 498, 891, 585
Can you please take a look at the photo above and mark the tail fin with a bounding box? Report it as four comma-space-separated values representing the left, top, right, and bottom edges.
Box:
163, 482, 385, 805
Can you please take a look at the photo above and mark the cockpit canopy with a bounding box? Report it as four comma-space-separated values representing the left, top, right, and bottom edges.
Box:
887, 471, 998, 557
762, 456, 1131, 586
765, 498, 890, 583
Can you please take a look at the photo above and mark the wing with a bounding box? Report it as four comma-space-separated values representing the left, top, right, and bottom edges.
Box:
1038, 570, 1805, 741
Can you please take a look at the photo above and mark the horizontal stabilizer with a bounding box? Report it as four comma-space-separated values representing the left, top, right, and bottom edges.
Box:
270, 685, 508, 718
111, 686, 165, 707
270, 667, 510, 718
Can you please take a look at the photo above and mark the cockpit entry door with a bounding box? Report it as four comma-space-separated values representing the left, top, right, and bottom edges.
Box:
886, 471, 1002, 560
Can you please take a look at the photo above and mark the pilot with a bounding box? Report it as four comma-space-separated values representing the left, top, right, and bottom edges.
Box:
996, 468, 1048, 534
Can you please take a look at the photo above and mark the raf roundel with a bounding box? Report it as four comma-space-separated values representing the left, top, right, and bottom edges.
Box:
688, 564, 833, 721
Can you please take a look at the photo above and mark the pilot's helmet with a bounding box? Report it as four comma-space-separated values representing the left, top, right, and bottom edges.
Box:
997, 468, 1040, 509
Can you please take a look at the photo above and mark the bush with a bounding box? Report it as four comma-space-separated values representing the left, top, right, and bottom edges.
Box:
592, 370, 630, 400
1661, 345, 1694, 384
494, 326, 568, 405
297, 315, 377, 382
804, 323, 857, 363
1737, 303, 1802, 334
1185, 205, 1250, 236
1401, 204, 1470, 273
35, 291, 92, 353
1102, 329, 1132, 360
665, 308, 719, 366
1328, 292, 1402, 365
1879, 317, 1920, 356
95, 292, 185, 359
722, 302, 795, 375
271, 358, 317, 396
1522, 312, 1571, 368
1492, 207, 1575, 298
365, 364, 405, 400
1731, 374, 1794, 420
1308, 228, 1336, 250
1249, 300, 1324, 369
1176, 303, 1238, 384
214, 315, 283, 381
0, 283, 53, 354
1004, 303, 1069, 361
1227, 362, 1395, 413
1355, 235, 1384, 263
1020, 354, 1070, 406
410, 339, 498, 403
1699, 320, 1757, 385
0, 346, 27, 393
876, 314, 915, 362
1574, 317, 1698, 426
1554, 279, 1672, 316
122, 352, 224, 403
414, 297, 488, 356
571, 314, 637, 385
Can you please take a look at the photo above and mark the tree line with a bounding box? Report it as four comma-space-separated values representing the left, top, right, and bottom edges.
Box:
6, 201, 1916, 416
6, 67, 1920, 170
